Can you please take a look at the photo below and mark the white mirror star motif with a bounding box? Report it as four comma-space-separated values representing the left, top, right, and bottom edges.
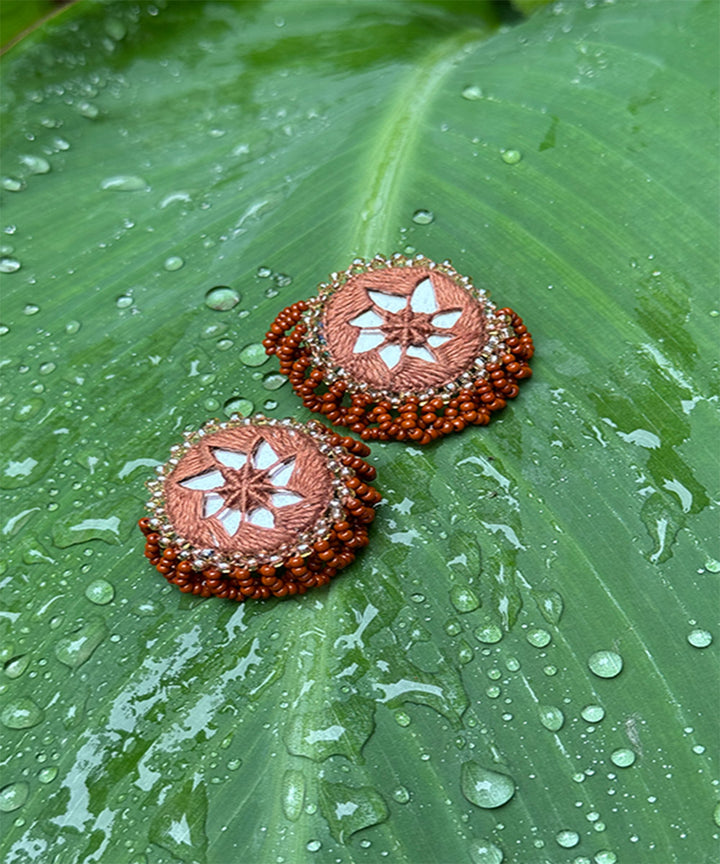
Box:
178, 437, 303, 537
348, 277, 463, 371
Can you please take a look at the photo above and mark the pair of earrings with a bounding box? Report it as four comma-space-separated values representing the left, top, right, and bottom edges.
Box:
138, 254, 534, 602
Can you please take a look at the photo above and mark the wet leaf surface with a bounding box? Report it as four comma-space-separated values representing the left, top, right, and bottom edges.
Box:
1, 1, 717, 862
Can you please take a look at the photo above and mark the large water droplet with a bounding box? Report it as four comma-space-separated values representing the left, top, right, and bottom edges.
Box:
54, 618, 108, 669
38, 765, 58, 784
450, 584, 480, 613
163, 255, 184, 271
581, 704, 605, 723
501, 149, 522, 165
20, 154, 51, 174
593, 851, 617, 864
223, 397, 254, 418
461, 85, 483, 101
0, 257, 21, 273
555, 830, 580, 848
687, 628, 712, 648
319, 780, 389, 842
538, 705, 564, 732
609, 748, 636, 768
526, 628, 551, 648
2, 177, 25, 192
469, 839, 504, 864
262, 372, 286, 391
306, 840, 322, 852
412, 209, 434, 225
205, 286, 240, 311
100, 175, 149, 192
281, 769, 305, 822
588, 650, 623, 678
461, 762, 515, 809
84, 579, 115, 605
3, 654, 30, 679
239, 343, 268, 367
474, 622, 502, 644
77, 100, 100, 119
533, 589, 564, 625
1, 697, 44, 729
392, 785, 411, 804
0, 781, 29, 812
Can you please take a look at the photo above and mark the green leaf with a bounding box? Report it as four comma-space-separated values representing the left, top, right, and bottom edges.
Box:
1, 1, 717, 863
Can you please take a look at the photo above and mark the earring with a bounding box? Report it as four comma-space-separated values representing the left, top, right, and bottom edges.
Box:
263, 253, 534, 444
138, 415, 380, 601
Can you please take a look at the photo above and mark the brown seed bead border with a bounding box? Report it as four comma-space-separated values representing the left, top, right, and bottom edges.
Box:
138, 416, 380, 601
263, 254, 534, 445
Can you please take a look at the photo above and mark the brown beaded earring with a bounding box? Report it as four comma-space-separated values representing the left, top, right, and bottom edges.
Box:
263, 254, 533, 444
139, 415, 379, 601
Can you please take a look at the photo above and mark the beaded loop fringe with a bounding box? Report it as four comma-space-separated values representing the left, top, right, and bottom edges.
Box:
263, 254, 534, 444
139, 418, 379, 601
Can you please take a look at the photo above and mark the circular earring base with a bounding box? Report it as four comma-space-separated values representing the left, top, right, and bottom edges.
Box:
139, 428, 380, 601
264, 303, 534, 445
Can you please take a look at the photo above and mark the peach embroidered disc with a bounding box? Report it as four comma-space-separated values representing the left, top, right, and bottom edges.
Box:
139, 416, 379, 601
263, 254, 534, 444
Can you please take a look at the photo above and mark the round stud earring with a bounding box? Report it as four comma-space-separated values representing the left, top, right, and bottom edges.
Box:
263, 254, 534, 444
138, 415, 380, 601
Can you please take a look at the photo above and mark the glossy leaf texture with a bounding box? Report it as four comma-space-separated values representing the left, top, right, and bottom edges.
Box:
1, 2, 718, 862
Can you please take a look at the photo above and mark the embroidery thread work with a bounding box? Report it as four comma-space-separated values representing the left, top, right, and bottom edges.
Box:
139, 416, 379, 601
263, 254, 534, 443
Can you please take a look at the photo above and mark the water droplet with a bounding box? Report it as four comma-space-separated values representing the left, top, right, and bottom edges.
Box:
445, 619, 462, 636
704, 557, 720, 573
687, 629, 712, 648
588, 650, 623, 678
392, 785, 411, 804
450, 584, 480, 613
0, 781, 29, 812
609, 748, 636, 768
394, 710, 411, 727
306, 840, 322, 852
77, 100, 100, 119
505, 655, 521, 672
2, 177, 25, 192
262, 372, 286, 391
0, 324, 8, 335
501, 149, 522, 165
461, 762, 515, 809
461, 85, 483, 101
239, 343, 268, 367
581, 704, 605, 723
65, 320, 81, 334
205, 286, 240, 311
319, 780, 389, 842
274, 273, 293, 287
533, 589, 564, 624
20, 154, 51, 174
257, 266, 272, 278
116, 294, 133, 309
593, 851, 617, 864
281, 769, 305, 822
38, 765, 58, 784
486, 685, 501, 699
163, 255, 184, 271
713, 802, 720, 827
555, 830, 580, 848
13, 397, 44, 422
39, 361, 56, 375
475, 622, 502, 644
223, 397, 254, 418
538, 705, 564, 732
100, 175, 149, 192
3, 654, 30, 679
54, 618, 108, 669
84, 579, 115, 605
1, 697, 45, 729
526, 628, 551, 648
469, 839, 504, 864
216, 338, 234, 351
458, 641, 474, 664
0, 257, 21, 273
412, 209, 435, 225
